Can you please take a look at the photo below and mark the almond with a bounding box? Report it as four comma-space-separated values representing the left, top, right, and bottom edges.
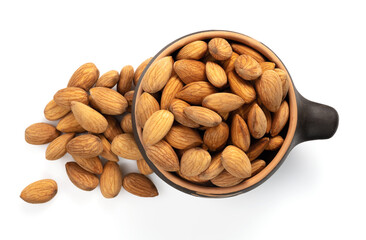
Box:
169, 99, 200, 128
89, 87, 128, 115
174, 59, 206, 84
120, 113, 133, 134
122, 173, 158, 197
56, 112, 85, 133
206, 61, 227, 88
134, 57, 152, 85
20, 179, 57, 204
208, 38, 232, 60
202, 92, 245, 112
44, 100, 70, 121
137, 159, 153, 175
176, 81, 217, 105
197, 152, 224, 181
270, 101, 289, 136
227, 71, 256, 103
221, 145, 251, 178
265, 136, 284, 151
142, 110, 174, 146
25, 123, 60, 145
263, 107, 272, 134
104, 115, 123, 142
65, 162, 99, 191
231, 43, 265, 63
221, 52, 239, 73
247, 137, 269, 161
218, 111, 230, 121
234, 54, 262, 81
111, 133, 142, 160
165, 124, 203, 150
251, 159, 266, 176
274, 68, 289, 100
211, 170, 244, 187
203, 122, 229, 151
180, 147, 211, 177
145, 140, 180, 172
53, 87, 89, 110
142, 56, 174, 93
73, 155, 103, 175
230, 114, 251, 152
176, 40, 208, 60
201, 51, 218, 63
255, 70, 282, 112
136, 92, 160, 128
66, 134, 103, 158
100, 161, 122, 198
95, 70, 119, 88
67, 63, 99, 91
247, 103, 267, 139
177, 170, 210, 185
259, 62, 275, 72
117, 65, 134, 95
232, 102, 256, 121
124, 90, 134, 112
99, 134, 119, 162
71, 101, 108, 133
183, 106, 222, 127
160, 74, 184, 110
45, 133, 75, 160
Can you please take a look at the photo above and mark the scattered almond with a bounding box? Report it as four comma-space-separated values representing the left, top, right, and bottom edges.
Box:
117, 65, 134, 95
66, 134, 103, 158
53, 87, 89, 110
103, 115, 123, 142
120, 113, 133, 134
123, 173, 158, 197
71, 101, 108, 134
111, 133, 142, 160
45, 133, 75, 160
67, 63, 99, 91
137, 159, 153, 175
100, 161, 122, 198
89, 87, 128, 115
25, 123, 60, 145
65, 162, 99, 191
44, 100, 70, 121
20, 179, 57, 204
56, 112, 85, 133
95, 70, 119, 88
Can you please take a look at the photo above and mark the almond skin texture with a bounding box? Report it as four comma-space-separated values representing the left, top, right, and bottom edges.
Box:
25, 123, 60, 145
142, 110, 174, 146
265, 136, 284, 151
274, 68, 289, 100
136, 92, 160, 128
137, 159, 153, 175
54, 87, 89, 110
197, 152, 225, 181
255, 70, 283, 112
221, 52, 239, 73
67, 63, 99, 91
124, 90, 134, 112
65, 162, 99, 191
120, 113, 133, 134
270, 101, 289, 136
160, 75, 184, 110
247, 137, 269, 161
247, 103, 267, 139
203, 122, 229, 151
56, 112, 85, 133
142, 56, 174, 93
221, 145, 252, 178
176, 81, 217, 105
73, 156, 103, 175
145, 140, 180, 172
123, 173, 158, 197
180, 147, 211, 177
183, 106, 222, 127
208, 38, 232, 60
177, 170, 210, 185
227, 71, 256, 103
174, 59, 206, 84
20, 179, 57, 204
89, 87, 128, 115
232, 102, 256, 121
117, 65, 134, 95
263, 107, 272, 134
99, 134, 119, 162
231, 43, 265, 63
45, 133, 75, 160
66, 134, 103, 158
202, 93, 245, 112
169, 99, 200, 128
71, 101, 108, 134
234, 54, 262, 81
134, 57, 152, 85
211, 170, 244, 187
104, 116, 123, 142
251, 159, 266, 176
260, 62, 275, 72
176, 40, 208, 60
95, 70, 119, 88
206, 61, 227, 88
165, 124, 203, 150
111, 133, 142, 160
44, 100, 70, 121
100, 161, 123, 198
231, 114, 251, 152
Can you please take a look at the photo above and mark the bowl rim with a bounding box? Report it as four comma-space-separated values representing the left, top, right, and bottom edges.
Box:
132, 30, 298, 197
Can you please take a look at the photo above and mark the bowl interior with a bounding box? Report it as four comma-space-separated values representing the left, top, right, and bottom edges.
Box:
132, 30, 297, 197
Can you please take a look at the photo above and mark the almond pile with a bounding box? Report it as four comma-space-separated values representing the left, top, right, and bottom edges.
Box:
21, 61, 158, 204
138, 38, 290, 187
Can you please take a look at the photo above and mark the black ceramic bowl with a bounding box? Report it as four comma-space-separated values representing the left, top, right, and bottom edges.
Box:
132, 30, 339, 198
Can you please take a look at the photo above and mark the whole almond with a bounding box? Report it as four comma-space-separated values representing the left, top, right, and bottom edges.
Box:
89, 87, 128, 115
124, 90, 134, 112
66, 134, 103, 158
176, 40, 208, 60
221, 52, 239, 73
137, 159, 153, 175
104, 115, 123, 142
211, 170, 244, 187
67, 63, 99, 91
120, 113, 133, 133
203, 122, 229, 151
160, 75, 184, 110
134, 57, 152, 85
142, 110, 174, 146
231, 43, 265, 63
142, 56, 174, 93
227, 71, 256, 103
165, 124, 203, 150
247, 137, 269, 161
117, 65, 134, 95
265, 136, 284, 151
73, 155, 103, 174
136, 92, 160, 128
56, 112, 85, 133
99, 134, 119, 162
221, 145, 252, 178
100, 161, 122, 198
54, 87, 89, 110
123, 173, 158, 197
180, 147, 211, 177
259, 62, 275, 72
44, 100, 70, 121
234, 54, 262, 81
174, 59, 206, 84
255, 70, 283, 112
25, 123, 60, 145
251, 159, 266, 176
95, 70, 119, 88
45, 133, 75, 160
71, 101, 108, 134
65, 162, 99, 191
270, 101, 289, 136
145, 140, 180, 172
183, 106, 222, 127
197, 152, 225, 181
169, 99, 200, 128
208, 38, 232, 61
274, 68, 289, 100
176, 81, 217, 105
231, 114, 251, 152
263, 107, 272, 134
202, 92, 245, 112
20, 179, 57, 204
247, 103, 267, 139
206, 61, 227, 88
111, 133, 142, 160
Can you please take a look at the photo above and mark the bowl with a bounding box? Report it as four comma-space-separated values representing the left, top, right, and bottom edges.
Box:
132, 30, 339, 198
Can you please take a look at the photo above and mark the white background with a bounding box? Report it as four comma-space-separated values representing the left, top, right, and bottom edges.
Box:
0, 0, 364, 239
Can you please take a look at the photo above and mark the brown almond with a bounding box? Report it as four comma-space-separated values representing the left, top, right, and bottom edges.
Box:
165, 124, 203, 150
160, 75, 184, 110
202, 92, 245, 112
117, 65, 134, 95
145, 140, 180, 172
71, 101, 108, 134
208, 38, 232, 61
111, 133, 142, 160
176, 40, 208, 60
247, 103, 267, 139
180, 147, 211, 177
169, 99, 200, 128
65, 162, 99, 191
176, 81, 217, 105
53, 87, 89, 110
137, 159, 153, 175
197, 152, 225, 181
45, 133, 75, 160
67, 63, 99, 91
231, 43, 265, 63
174, 59, 206, 84
142, 56, 174, 93
25, 123, 60, 145
44, 100, 70, 121
266, 136, 284, 151
228, 71, 256, 103
270, 101, 289, 136
99, 134, 119, 162
136, 92, 160, 128
123, 173, 158, 197
211, 170, 244, 187
184, 106, 222, 127
247, 137, 269, 161
95, 70, 119, 88
20, 179, 57, 204
73, 155, 103, 175
206, 61, 227, 88
104, 115, 123, 142
100, 161, 122, 198
218, 111, 230, 121
120, 113, 133, 134
89, 87, 128, 115
255, 70, 283, 112
231, 114, 251, 152
234, 54, 262, 81
203, 122, 229, 151
259, 62, 275, 72
221, 145, 251, 178
124, 90, 134, 112
263, 107, 272, 134
177, 170, 210, 185
251, 159, 266, 176
232, 102, 256, 121
221, 52, 239, 73
134, 57, 152, 85
142, 110, 174, 146
66, 134, 103, 158
274, 68, 289, 100
56, 112, 85, 133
